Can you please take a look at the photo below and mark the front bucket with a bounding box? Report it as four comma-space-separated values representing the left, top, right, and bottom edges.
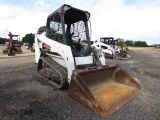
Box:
116, 51, 131, 60
68, 65, 141, 118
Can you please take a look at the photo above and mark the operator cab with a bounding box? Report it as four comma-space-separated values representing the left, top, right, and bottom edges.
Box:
12, 35, 21, 47
100, 37, 114, 45
46, 4, 92, 57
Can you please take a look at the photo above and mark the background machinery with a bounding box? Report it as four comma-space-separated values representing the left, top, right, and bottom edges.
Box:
96, 37, 131, 59
92, 37, 116, 59
3, 32, 22, 56
35, 4, 141, 118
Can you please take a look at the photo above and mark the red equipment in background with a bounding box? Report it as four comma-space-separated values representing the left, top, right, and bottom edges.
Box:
3, 32, 22, 56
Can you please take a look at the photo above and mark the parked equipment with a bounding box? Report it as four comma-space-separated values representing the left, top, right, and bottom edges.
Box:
97, 37, 131, 59
92, 37, 115, 59
3, 32, 22, 56
35, 4, 141, 118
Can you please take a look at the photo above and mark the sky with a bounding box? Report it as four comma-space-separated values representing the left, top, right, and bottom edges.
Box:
0, 0, 160, 45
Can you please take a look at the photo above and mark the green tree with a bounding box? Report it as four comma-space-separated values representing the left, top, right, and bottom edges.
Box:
22, 33, 35, 44
125, 40, 134, 46
117, 41, 125, 46
115, 38, 125, 46
134, 41, 148, 47
37, 26, 46, 34
0, 37, 8, 44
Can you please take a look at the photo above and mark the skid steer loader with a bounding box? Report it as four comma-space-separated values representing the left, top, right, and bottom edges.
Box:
35, 4, 141, 118
92, 38, 115, 59
98, 37, 131, 60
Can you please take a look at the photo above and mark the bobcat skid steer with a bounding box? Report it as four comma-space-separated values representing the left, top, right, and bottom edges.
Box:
35, 4, 141, 118
92, 38, 115, 59
97, 37, 131, 60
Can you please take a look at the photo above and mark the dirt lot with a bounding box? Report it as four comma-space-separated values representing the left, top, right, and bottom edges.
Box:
0, 46, 34, 58
0, 47, 160, 120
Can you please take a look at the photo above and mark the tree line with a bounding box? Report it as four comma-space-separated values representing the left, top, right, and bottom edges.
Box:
22, 26, 46, 44
124, 40, 148, 47
0, 26, 46, 44
0, 26, 148, 47
0, 37, 8, 44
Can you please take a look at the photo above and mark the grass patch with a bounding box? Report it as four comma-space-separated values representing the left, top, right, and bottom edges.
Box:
128, 47, 160, 51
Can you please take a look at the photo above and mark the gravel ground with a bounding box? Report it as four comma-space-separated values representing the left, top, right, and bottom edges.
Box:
0, 49, 160, 120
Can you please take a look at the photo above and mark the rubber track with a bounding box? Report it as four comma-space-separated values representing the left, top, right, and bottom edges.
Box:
40, 56, 68, 88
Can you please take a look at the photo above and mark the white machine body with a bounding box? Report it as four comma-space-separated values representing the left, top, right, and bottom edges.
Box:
35, 32, 105, 83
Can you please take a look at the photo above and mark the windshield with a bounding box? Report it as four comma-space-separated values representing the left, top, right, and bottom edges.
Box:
64, 9, 91, 57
